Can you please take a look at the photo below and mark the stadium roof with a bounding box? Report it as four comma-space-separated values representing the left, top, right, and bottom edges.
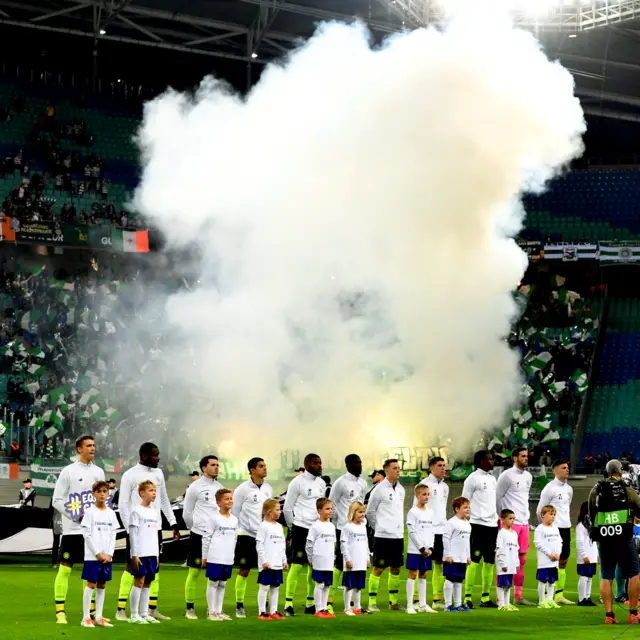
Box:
1, 0, 640, 123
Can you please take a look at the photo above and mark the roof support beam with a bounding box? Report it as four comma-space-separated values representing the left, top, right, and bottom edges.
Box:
30, 1, 90, 23
247, 0, 285, 58
184, 30, 245, 47
116, 13, 164, 42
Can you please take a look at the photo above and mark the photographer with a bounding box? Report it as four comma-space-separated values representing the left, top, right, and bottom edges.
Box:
589, 459, 640, 625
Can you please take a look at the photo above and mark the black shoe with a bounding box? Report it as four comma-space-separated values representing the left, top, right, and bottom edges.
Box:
479, 601, 498, 609
587, 599, 597, 607
464, 601, 475, 610
616, 596, 627, 603
284, 606, 295, 617
304, 605, 316, 615
577, 599, 589, 607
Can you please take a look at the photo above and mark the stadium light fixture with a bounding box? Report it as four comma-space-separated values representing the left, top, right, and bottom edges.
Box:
568, 33, 577, 37
251, 52, 258, 58
99, 29, 106, 35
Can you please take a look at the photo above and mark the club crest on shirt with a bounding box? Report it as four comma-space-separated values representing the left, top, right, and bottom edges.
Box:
307, 489, 313, 496
349, 490, 355, 498
389, 493, 393, 500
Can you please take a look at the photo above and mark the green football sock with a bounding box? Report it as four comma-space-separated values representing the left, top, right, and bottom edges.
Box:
481, 563, 495, 602
555, 568, 567, 600
285, 563, 303, 606
432, 563, 444, 601
306, 567, 315, 606
185, 567, 200, 609
368, 574, 381, 606
117, 571, 134, 610
149, 573, 160, 609
388, 573, 400, 605
54, 564, 72, 613
464, 562, 479, 601
235, 573, 248, 606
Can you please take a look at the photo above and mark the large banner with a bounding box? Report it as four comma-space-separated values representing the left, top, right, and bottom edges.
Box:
30, 461, 67, 496
599, 242, 640, 263
0, 217, 149, 253
543, 243, 598, 261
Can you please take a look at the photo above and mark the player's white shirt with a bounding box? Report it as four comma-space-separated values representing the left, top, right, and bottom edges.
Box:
256, 520, 287, 570
536, 478, 573, 529
52, 461, 105, 535
283, 471, 326, 529
496, 466, 533, 525
129, 504, 160, 558
462, 469, 498, 527
406, 505, 435, 555
305, 520, 336, 571
81, 504, 119, 561
340, 521, 370, 572
534, 523, 562, 569
495, 527, 519, 575
417, 475, 449, 533
329, 472, 368, 531
183, 476, 224, 536
119, 463, 176, 530
365, 478, 405, 539
203, 512, 239, 565
443, 515, 471, 563
576, 522, 598, 565
232, 479, 273, 538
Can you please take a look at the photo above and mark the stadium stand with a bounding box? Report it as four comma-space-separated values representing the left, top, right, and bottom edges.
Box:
581, 298, 640, 464
523, 170, 640, 242
0, 80, 145, 228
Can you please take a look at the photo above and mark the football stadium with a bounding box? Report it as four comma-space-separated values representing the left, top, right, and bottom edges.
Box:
3, 0, 640, 637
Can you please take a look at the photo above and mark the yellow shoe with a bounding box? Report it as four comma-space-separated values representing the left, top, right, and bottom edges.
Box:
56, 612, 68, 625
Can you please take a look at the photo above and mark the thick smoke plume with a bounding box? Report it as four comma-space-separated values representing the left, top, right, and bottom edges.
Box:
129, 5, 584, 464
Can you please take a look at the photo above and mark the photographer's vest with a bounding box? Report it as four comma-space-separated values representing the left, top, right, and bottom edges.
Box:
592, 479, 633, 543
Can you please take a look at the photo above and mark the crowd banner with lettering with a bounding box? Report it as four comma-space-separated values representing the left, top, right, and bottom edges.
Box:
599, 242, 640, 263
30, 460, 67, 495
517, 240, 543, 262
543, 243, 598, 261
0, 217, 149, 253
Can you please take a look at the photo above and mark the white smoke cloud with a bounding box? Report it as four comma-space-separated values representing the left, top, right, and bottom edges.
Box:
130, 5, 584, 464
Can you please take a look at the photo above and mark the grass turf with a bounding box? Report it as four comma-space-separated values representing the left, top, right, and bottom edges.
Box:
0, 540, 633, 640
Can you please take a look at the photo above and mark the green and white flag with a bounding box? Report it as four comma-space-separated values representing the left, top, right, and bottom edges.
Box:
542, 430, 560, 443
512, 408, 532, 424
551, 275, 566, 287
548, 381, 566, 398
30, 461, 66, 496
20, 310, 41, 330
516, 427, 529, 440
525, 351, 552, 373
533, 391, 548, 410
572, 369, 588, 392
599, 243, 640, 263
27, 364, 46, 377
530, 420, 551, 434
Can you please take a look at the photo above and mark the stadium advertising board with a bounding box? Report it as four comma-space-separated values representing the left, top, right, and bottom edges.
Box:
0, 217, 149, 253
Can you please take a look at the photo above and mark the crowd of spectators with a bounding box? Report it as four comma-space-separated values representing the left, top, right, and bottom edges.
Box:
0, 96, 146, 230
0, 257, 176, 464
486, 273, 600, 464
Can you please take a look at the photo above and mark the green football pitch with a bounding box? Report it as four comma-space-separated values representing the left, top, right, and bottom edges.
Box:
0, 544, 632, 640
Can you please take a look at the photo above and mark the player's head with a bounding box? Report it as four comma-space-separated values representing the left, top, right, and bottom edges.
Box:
23, 478, 32, 488
552, 459, 569, 482
345, 454, 362, 477
190, 471, 200, 481
577, 501, 589, 525
304, 453, 322, 476
216, 487, 233, 511
316, 497, 332, 520
75, 435, 95, 462
199, 455, 219, 479
248, 457, 267, 480
512, 446, 528, 470
428, 456, 446, 479
92, 480, 110, 504
453, 496, 470, 519
540, 504, 556, 524
262, 498, 281, 522
139, 442, 160, 468
295, 467, 305, 475
414, 483, 430, 506
383, 458, 401, 483
348, 500, 366, 524
500, 508, 515, 529
370, 469, 385, 484
473, 449, 494, 472
138, 480, 156, 503
108, 478, 116, 487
